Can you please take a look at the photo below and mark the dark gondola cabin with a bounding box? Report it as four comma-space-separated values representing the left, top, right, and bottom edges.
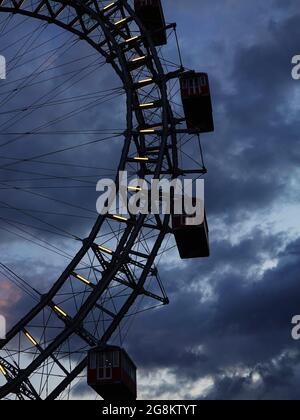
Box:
134, 0, 167, 46
180, 72, 214, 134
173, 209, 210, 259
87, 346, 137, 400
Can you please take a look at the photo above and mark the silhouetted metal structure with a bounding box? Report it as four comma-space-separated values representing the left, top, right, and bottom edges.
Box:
0, 0, 213, 400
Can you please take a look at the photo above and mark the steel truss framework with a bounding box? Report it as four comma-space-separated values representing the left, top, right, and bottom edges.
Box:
0, 0, 206, 399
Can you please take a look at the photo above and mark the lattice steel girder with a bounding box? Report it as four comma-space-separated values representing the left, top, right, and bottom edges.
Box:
0, 357, 40, 400
0, 0, 179, 400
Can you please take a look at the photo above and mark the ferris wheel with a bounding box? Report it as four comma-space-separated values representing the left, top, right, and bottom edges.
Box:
0, 0, 213, 400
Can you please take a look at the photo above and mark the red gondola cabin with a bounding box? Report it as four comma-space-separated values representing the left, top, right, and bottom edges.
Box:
87, 346, 137, 400
180, 72, 214, 134
173, 210, 210, 259
134, 0, 167, 46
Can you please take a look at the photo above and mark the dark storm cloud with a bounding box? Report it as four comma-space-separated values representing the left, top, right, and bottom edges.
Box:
127, 234, 300, 399
120, 2, 300, 399
204, 350, 300, 400
204, 12, 300, 222
1, 0, 300, 401
163, 0, 300, 224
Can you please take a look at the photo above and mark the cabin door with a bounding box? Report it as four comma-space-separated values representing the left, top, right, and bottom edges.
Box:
98, 352, 112, 380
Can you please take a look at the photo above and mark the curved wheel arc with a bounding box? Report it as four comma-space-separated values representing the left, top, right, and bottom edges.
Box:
0, 0, 178, 400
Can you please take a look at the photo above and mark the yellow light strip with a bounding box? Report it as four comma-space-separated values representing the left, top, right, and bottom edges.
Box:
114, 18, 127, 26
113, 215, 129, 222
139, 102, 155, 108
138, 78, 153, 84
131, 56, 146, 63
126, 36, 139, 43
134, 156, 149, 161
24, 331, 38, 347
54, 306, 67, 318
139, 129, 156, 134
75, 274, 91, 285
103, 2, 115, 11
98, 245, 114, 255
0, 365, 7, 376
128, 186, 142, 191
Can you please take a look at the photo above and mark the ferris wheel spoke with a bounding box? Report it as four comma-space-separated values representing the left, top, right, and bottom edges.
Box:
0, 0, 208, 400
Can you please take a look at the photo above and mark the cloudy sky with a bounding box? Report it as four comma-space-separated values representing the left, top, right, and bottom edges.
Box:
130, 0, 300, 400
1, 0, 300, 400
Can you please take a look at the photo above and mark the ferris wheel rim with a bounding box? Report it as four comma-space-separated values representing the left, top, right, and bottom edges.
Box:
0, 0, 178, 400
